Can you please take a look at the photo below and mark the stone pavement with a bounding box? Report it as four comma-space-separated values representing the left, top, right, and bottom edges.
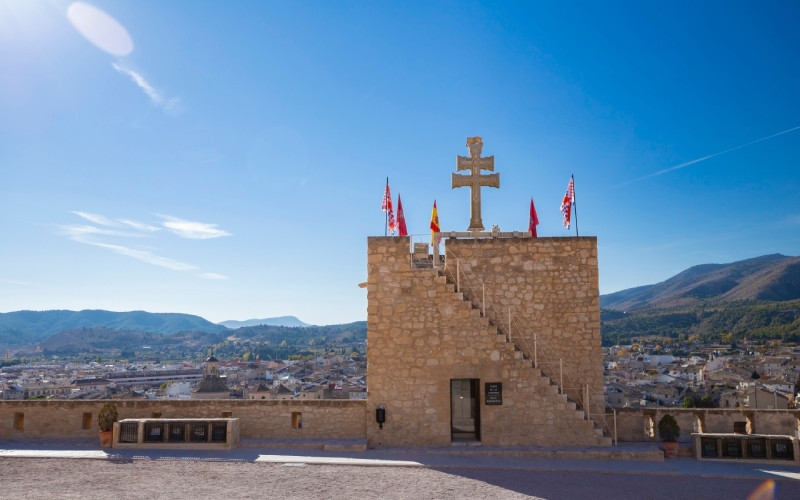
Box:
1, 438, 799, 480
3, 439, 800, 500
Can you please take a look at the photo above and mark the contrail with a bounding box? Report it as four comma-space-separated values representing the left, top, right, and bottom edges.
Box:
608, 125, 800, 190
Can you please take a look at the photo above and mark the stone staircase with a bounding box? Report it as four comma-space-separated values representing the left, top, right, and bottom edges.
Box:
433, 272, 612, 446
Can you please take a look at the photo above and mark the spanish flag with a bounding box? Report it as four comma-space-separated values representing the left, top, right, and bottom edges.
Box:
430, 200, 440, 246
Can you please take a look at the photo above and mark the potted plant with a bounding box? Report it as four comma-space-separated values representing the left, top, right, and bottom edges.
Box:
657, 414, 681, 458
97, 402, 118, 448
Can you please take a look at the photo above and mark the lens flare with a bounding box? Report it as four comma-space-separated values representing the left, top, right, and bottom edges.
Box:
67, 2, 133, 57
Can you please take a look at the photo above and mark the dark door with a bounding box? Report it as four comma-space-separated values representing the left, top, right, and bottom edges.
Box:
451, 379, 480, 442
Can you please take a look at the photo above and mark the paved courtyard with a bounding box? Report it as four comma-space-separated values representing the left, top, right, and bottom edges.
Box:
1, 443, 800, 499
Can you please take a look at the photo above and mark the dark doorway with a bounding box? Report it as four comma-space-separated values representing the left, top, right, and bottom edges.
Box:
451, 379, 480, 443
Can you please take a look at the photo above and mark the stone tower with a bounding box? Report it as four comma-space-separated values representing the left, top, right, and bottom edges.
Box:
365, 236, 608, 447
365, 137, 607, 447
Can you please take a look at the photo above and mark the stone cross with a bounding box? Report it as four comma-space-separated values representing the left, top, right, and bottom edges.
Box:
451, 136, 500, 232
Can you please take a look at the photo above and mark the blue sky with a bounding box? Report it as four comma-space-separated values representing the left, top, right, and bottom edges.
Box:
1, 1, 798, 325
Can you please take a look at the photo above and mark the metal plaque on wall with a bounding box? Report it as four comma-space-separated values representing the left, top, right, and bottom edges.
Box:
485, 382, 502, 405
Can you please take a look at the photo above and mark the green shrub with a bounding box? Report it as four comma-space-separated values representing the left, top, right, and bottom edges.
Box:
657, 414, 680, 442
97, 402, 118, 432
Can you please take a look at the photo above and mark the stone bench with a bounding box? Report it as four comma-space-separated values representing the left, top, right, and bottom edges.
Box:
112, 418, 239, 450
691, 433, 799, 464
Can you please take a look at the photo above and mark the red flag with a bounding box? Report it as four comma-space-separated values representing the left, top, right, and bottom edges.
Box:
560, 176, 575, 229
528, 197, 539, 237
397, 194, 408, 236
382, 179, 396, 234
430, 200, 440, 245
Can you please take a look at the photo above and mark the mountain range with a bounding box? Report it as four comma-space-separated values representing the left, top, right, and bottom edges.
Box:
601, 254, 800, 310
0, 310, 311, 348
1, 253, 797, 352
600, 254, 800, 345
218, 316, 310, 328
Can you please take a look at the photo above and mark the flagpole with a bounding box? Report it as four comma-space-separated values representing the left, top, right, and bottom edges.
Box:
572, 174, 579, 237
384, 177, 388, 237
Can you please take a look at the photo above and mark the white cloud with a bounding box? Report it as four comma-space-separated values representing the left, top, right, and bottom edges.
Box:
59, 211, 227, 276
198, 272, 228, 280
91, 242, 196, 271
0, 278, 33, 286
72, 211, 119, 227
59, 224, 125, 240
158, 215, 231, 239
111, 63, 181, 115
118, 219, 160, 232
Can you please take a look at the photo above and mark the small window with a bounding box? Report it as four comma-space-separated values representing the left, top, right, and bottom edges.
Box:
292, 412, 302, 429
221, 411, 232, 418
82, 412, 92, 430
151, 412, 162, 418
14, 412, 24, 431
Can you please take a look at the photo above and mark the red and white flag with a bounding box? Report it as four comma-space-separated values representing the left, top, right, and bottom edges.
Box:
528, 197, 539, 237
560, 176, 575, 229
382, 179, 396, 234
396, 194, 408, 237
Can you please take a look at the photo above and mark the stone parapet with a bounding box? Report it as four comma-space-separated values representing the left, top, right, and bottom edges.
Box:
0, 399, 366, 442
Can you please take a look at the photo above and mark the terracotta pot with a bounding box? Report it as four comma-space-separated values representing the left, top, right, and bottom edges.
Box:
99, 430, 113, 448
661, 440, 678, 458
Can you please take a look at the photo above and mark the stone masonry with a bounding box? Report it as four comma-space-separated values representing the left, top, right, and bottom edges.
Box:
366, 235, 607, 447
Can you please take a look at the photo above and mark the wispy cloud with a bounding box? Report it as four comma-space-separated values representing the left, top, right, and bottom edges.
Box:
111, 63, 182, 115
72, 211, 119, 227
197, 272, 228, 280
118, 219, 160, 232
59, 211, 228, 277
0, 278, 33, 286
91, 242, 197, 271
58, 224, 134, 240
157, 215, 232, 239
608, 125, 800, 191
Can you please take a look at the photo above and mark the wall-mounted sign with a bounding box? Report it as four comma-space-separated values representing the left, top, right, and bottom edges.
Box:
485, 382, 502, 405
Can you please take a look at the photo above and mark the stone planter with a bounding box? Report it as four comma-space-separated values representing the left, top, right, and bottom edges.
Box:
661, 440, 678, 458
99, 430, 113, 448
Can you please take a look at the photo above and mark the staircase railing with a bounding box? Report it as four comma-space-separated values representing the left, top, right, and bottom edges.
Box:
441, 249, 615, 443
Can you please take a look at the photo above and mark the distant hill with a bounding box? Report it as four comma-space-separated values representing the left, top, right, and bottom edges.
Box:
39, 326, 224, 356
37, 320, 366, 358
219, 316, 311, 328
0, 310, 227, 346
601, 254, 800, 311
600, 254, 800, 345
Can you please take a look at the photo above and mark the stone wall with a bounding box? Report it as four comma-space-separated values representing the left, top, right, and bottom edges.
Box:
445, 237, 603, 398
0, 399, 366, 441
4, 399, 798, 447
613, 408, 800, 443
366, 236, 606, 448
